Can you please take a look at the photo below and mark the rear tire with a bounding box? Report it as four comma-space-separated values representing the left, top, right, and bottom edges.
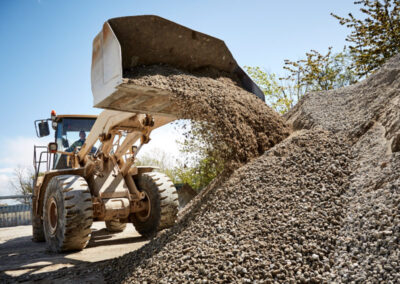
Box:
43, 175, 93, 252
105, 219, 127, 233
132, 172, 179, 237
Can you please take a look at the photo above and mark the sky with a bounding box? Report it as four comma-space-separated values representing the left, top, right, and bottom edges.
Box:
0, 0, 361, 197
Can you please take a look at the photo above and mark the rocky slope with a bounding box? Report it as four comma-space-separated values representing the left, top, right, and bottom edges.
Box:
286, 54, 400, 283
105, 130, 352, 283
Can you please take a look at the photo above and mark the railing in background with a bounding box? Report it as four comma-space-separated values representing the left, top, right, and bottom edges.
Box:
0, 195, 32, 227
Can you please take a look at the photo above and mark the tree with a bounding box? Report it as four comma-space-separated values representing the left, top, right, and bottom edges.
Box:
135, 148, 178, 183
174, 121, 224, 190
283, 47, 358, 93
331, 0, 400, 76
173, 151, 224, 191
134, 141, 223, 191
244, 66, 294, 114
10, 166, 34, 204
245, 49, 357, 115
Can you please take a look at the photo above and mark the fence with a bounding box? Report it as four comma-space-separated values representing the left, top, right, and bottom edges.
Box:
0, 195, 32, 227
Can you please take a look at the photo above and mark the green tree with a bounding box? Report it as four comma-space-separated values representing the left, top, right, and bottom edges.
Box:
331, 0, 400, 76
244, 66, 293, 114
173, 154, 224, 190
134, 139, 223, 191
175, 121, 224, 190
283, 47, 357, 93
135, 148, 178, 183
245, 49, 357, 114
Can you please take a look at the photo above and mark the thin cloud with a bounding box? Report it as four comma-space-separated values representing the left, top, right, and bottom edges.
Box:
0, 168, 13, 174
0, 174, 12, 196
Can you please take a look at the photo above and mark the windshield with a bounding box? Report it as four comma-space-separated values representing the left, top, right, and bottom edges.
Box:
54, 118, 96, 169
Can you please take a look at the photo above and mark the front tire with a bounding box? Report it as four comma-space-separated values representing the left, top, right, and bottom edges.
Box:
132, 172, 179, 237
43, 175, 93, 252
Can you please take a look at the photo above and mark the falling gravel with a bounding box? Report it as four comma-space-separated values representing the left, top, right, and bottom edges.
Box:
125, 65, 291, 167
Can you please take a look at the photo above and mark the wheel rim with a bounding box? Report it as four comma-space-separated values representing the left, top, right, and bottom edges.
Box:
48, 197, 58, 235
135, 192, 151, 222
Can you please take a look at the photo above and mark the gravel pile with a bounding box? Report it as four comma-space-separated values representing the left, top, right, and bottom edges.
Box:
286, 54, 400, 143
286, 54, 400, 282
105, 130, 352, 283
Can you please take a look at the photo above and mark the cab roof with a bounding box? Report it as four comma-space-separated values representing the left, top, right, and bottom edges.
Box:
56, 114, 98, 120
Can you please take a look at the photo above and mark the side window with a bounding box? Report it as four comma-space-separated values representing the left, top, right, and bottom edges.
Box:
53, 118, 97, 169
53, 122, 62, 169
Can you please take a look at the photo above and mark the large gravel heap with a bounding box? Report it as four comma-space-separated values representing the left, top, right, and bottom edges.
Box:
287, 54, 400, 282
102, 55, 399, 283
105, 130, 352, 283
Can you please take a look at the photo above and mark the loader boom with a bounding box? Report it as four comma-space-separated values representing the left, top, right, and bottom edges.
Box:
77, 110, 174, 161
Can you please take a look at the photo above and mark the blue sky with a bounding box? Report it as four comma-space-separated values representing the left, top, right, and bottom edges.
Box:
0, 0, 361, 196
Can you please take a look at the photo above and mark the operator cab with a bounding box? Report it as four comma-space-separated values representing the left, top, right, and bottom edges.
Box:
34, 112, 97, 177
53, 115, 97, 169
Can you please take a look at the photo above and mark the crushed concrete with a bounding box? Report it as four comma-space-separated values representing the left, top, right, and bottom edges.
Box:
108, 55, 400, 283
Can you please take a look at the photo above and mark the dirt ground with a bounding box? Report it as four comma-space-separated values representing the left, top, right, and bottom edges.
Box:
0, 222, 148, 282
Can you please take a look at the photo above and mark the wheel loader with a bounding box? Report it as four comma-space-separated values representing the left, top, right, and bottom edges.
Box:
31, 15, 264, 252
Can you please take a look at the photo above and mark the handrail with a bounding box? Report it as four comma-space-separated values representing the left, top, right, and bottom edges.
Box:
33, 145, 52, 180
0, 194, 32, 200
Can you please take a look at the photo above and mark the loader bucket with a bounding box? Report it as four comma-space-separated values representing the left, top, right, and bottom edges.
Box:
91, 15, 264, 117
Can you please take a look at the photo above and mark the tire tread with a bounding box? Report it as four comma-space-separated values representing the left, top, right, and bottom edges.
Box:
43, 175, 93, 252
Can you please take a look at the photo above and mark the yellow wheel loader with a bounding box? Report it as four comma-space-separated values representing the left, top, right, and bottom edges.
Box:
31, 15, 264, 252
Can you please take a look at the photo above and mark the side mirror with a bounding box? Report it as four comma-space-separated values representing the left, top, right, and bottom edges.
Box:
35, 120, 50, 137
38, 121, 50, 137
